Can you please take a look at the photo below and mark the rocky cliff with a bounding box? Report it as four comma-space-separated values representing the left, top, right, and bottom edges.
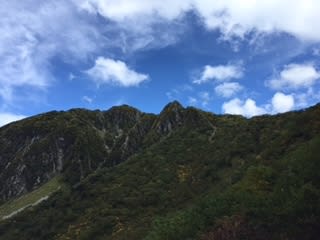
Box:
0, 101, 211, 201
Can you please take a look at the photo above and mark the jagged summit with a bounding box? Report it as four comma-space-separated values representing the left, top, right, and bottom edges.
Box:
160, 100, 184, 114
156, 101, 185, 134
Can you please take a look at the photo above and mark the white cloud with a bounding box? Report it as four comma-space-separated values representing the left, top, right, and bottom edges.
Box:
0, 112, 27, 127
294, 88, 320, 108
186, 92, 212, 108
215, 82, 243, 98
267, 63, 320, 90
194, 64, 243, 84
82, 96, 93, 104
0, 0, 101, 104
69, 73, 76, 81
193, 0, 320, 42
199, 91, 211, 107
166, 85, 193, 100
86, 57, 149, 87
222, 98, 266, 117
188, 96, 198, 106
75, 0, 189, 54
222, 92, 297, 117
77, 0, 320, 42
76, 0, 190, 22
271, 92, 295, 113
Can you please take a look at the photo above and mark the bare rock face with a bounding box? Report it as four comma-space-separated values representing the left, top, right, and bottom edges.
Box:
155, 101, 185, 134
0, 101, 216, 201
0, 125, 73, 201
0, 106, 148, 201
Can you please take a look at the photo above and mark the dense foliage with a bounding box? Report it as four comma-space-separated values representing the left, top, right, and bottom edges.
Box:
0, 102, 319, 239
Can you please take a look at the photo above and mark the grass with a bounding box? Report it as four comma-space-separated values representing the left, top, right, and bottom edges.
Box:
0, 176, 62, 220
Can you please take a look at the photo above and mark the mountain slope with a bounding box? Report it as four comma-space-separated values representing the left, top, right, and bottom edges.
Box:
0, 102, 319, 240
0, 105, 156, 202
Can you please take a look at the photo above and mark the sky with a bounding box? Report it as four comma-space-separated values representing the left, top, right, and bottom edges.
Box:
1, 0, 320, 126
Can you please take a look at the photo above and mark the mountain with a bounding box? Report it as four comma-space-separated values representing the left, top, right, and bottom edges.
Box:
0, 101, 319, 240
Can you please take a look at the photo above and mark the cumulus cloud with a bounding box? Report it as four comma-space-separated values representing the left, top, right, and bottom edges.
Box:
215, 82, 243, 98
77, 0, 320, 42
86, 57, 149, 87
194, 64, 243, 84
194, 0, 320, 42
222, 98, 267, 117
267, 63, 320, 90
0, 112, 27, 127
271, 92, 295, 113
222, 92, 297, 117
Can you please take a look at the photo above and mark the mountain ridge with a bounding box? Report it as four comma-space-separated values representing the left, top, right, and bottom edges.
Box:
1, 101, 320, 201
0, 101, 319, 239
0, 101, 207, 201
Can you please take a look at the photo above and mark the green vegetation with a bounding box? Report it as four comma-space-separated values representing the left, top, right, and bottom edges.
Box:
0, 176, 62, 220
145, 137, 320, 240
0, 102, 319, 239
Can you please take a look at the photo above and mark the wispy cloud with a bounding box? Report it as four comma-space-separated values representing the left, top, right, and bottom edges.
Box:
293, 88, 320, 108
166, 85, 193, 100
186, 92, 212, 108
199, 91, 211, 107
82, 96, 94, 104
214, 82, 243, 98
75, 0, 189, 54
0, 0, 101, 105
188, 96, 198, 106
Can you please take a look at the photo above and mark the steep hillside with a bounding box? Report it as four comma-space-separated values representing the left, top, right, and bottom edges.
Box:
0, 105, 156, 202
0, 102, 319, 240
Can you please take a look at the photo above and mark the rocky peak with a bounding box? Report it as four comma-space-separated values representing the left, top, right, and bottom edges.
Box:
155, 101, 185, 134
160, 100, 184, 114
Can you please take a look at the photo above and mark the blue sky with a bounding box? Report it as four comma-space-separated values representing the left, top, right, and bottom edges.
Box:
1, 0, 320, 126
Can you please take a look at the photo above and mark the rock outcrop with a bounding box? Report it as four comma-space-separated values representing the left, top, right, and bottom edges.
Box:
0, 101, 203, 201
